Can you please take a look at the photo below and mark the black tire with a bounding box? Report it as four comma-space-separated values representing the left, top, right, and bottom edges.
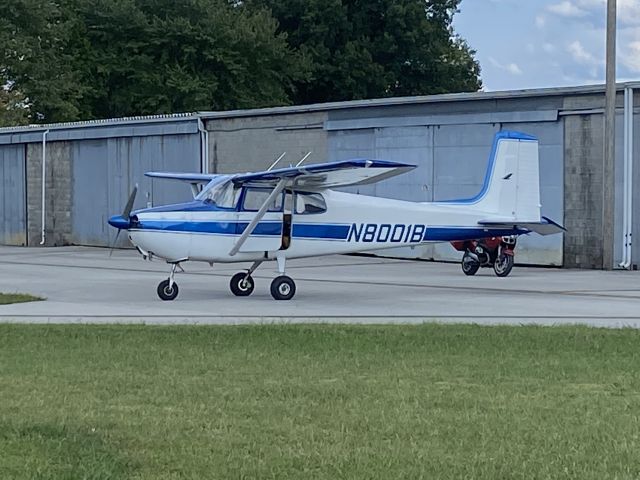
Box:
230, 272, 255, 296
494, 253, 514, 277
157, 278, 179, 301
461, 253, 480, 276
270, 275, 296, 300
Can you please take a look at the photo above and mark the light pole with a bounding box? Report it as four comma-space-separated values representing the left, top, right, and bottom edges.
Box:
602, 0, 616, 270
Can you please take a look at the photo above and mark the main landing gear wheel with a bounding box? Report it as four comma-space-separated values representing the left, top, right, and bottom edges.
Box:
494, 253, 514, 277
461, 253, 480, 276
157, 278, 179, 301
270, 275, 296, 300
230, 272, 255, 297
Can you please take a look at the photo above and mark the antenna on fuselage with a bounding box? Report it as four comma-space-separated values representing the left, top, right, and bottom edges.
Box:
295, 151, 312, 167
267, 152, 286, 171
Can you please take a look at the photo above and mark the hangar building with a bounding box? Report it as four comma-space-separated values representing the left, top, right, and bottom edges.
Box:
0, 83, 638, 269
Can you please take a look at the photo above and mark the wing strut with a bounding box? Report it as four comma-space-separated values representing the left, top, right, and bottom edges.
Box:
229, 178, 287, 256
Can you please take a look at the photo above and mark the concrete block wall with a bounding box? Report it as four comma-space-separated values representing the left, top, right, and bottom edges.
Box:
26, 141, 73, 246
206, 112, 329, 174
561, 91, 627, 269
563, 114, 604, 268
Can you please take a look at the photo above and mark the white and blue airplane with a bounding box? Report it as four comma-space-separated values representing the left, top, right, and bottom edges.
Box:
108, 131, 563, 301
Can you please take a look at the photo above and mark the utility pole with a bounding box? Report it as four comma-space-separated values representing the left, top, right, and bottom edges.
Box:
602, 0, 616, 270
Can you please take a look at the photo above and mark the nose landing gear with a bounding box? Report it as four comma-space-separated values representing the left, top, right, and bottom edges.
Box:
157, 262, 180, 301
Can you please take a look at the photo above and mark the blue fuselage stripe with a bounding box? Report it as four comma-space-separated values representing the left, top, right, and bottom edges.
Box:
138, 221, 351, 239
136, 220, 524, 241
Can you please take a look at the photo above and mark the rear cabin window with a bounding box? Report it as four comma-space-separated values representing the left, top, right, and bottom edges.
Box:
242, 188, 283, 212
295, 193, 326, 214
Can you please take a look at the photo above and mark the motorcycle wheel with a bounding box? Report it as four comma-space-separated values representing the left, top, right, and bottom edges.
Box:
493, 253, 514, 277
462, 253, 480, 276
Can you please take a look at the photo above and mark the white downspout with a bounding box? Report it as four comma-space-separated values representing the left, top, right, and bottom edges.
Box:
619, 89, 629, 267
39, 129, 49, 245
625, 87, 634, 268
197, 117, 209, 174
619, 87, 634, 269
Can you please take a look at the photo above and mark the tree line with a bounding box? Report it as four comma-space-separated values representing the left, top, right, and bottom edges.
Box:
0, 0, 481, 126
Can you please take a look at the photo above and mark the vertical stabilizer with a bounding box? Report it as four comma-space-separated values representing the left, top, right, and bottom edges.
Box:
443, 131, 542, 222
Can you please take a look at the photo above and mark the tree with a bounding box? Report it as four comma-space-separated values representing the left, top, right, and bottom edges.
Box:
0, 0, 481, 125
77, 0, 304, 118
0, 87, 30, 126
0, 0, 90, 124
244, 0, 481, 104
0, 0, 304, 124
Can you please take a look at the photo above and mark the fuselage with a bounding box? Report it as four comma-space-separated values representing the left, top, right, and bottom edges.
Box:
121, 189, 524, 263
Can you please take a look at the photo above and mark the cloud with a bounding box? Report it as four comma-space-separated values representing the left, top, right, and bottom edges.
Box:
621, 41, 640, 72
488, 57, 523, 75
549, 0, 640, 25
547, 1, 589, 16
567, 40, 599, 65
535, 14, 546, 28
619, 0, 640, 26
543, 43, 556, 53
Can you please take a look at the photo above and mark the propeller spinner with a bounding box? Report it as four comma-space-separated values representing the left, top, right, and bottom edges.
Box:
108, 185, 138, 255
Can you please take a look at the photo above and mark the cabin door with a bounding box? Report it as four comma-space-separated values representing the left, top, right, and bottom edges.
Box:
236, 187, 290, 253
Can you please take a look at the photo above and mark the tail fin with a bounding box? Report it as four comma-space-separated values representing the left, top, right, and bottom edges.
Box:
446, 131, 542, 222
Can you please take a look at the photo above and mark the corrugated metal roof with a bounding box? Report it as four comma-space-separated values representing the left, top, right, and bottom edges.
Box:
0, 112, 199, 134
0, 81, 638, 135
198, 82, 640, 120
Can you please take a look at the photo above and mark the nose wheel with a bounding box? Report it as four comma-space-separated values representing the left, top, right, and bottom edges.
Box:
157, 263, 180, 301
157, 278, 179, 301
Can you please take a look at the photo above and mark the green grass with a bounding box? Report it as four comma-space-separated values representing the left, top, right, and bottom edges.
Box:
1, 324, 640, 479
0, 293, 43, 305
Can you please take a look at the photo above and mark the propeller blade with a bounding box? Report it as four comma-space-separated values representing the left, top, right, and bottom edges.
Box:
109, 229, 122, 257
109, 184, 137, 257
122, 184, 138, 219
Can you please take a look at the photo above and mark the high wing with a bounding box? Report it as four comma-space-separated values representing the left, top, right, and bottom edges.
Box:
231, 159, 416, 189
144, 172, 229, 198
144, 172, 221, 183
478, 216, 566, 235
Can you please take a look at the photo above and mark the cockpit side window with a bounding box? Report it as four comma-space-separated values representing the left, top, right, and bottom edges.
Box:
295, 193, 327, 214
242, 188, 283, 212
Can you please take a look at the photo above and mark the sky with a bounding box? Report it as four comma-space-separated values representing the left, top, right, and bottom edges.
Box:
453, 0, 640, 91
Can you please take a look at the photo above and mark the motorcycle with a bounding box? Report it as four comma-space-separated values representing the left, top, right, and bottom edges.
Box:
450, 236, 517, 277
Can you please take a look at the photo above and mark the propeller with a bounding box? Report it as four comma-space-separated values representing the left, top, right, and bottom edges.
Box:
109, 184, 138, 257
122, 184, 138, 220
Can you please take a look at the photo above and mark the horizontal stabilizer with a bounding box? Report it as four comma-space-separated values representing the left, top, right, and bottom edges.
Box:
478, 216, 566, 236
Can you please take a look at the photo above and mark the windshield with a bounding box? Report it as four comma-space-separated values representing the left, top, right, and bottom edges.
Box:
196, 175, 240, 208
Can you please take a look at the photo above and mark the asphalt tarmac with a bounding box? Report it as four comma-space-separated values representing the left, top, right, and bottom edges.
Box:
1, 246, 639, 327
